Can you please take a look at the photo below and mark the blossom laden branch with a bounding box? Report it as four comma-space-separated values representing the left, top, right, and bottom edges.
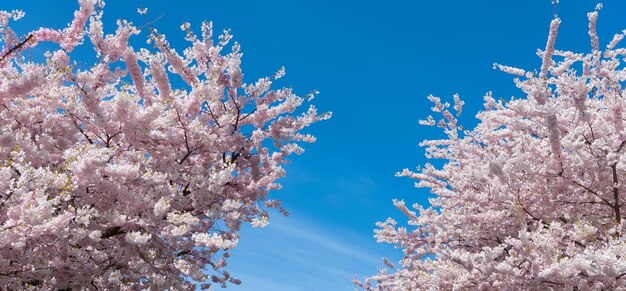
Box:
0, 34, 32, 63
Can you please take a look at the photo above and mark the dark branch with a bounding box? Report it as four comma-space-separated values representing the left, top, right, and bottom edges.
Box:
101, 226, 125, 239
0, 34, 33, 62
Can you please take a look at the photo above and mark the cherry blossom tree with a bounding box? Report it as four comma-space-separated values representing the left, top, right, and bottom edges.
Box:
360, 5, 626, 290
0, 1, 329, 289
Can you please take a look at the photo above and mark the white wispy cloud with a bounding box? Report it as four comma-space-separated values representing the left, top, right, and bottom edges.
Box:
227, 214, 393, 291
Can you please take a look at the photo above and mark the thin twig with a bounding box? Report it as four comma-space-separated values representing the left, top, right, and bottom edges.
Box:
0, 34, 33, 62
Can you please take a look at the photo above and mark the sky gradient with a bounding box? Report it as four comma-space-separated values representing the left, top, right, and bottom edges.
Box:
6, 1, 626, 290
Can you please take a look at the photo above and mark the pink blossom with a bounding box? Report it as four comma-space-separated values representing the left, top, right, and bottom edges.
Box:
361, 9, 626, 290
0, 1, 328, 289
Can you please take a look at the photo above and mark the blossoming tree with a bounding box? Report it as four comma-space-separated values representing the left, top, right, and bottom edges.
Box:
360, 5, 626, 290
0, 1, 329, 289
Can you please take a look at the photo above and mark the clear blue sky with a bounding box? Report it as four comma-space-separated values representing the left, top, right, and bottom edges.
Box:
6, 1, 626, 290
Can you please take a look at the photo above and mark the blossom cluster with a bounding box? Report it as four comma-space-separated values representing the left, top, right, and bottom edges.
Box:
0, 1, 328, 289
360, 6, 626, 290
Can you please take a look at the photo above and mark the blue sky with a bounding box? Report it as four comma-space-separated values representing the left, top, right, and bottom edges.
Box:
6, 0, 626, 290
